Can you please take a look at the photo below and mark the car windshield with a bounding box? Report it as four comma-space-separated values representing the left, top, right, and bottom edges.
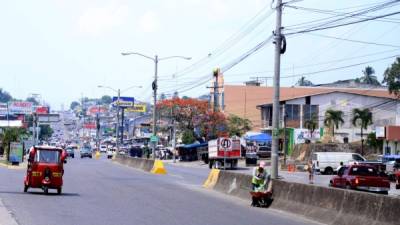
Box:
349, 167, 378, 176
35, 150, 60, 163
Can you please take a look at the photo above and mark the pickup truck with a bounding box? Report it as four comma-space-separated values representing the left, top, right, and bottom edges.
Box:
329, 165, 390, 195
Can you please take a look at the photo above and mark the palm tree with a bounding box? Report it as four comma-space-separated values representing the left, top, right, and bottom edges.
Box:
324, 109, 344, 139
352, 108, 373, 155
295, 76, 313, 86
304, 113, 318, 140
361, 66, 381, 86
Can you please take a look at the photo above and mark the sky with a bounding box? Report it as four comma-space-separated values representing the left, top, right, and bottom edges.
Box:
0, 0, 399, 110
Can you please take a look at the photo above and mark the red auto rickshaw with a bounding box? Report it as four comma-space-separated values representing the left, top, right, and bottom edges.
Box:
24, 146, 67, 195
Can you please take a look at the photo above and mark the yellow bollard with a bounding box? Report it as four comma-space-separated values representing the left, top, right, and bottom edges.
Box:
151, 160, 167, 175
95, 151, 100, 160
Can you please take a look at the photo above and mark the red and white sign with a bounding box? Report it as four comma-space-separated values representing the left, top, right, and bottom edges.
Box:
83, 123, 96, 129
87, 106, 107, 115
208, 138, 241, 159
35, 106, 49, 114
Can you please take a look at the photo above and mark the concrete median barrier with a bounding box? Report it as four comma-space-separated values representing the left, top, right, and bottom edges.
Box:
204, 170, 400, 225
113, 155, 155, 172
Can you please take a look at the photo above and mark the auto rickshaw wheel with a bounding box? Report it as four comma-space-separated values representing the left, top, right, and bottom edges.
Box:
57, 188, 62, 195
43, 186, 49, 195
24, 185, 28, 193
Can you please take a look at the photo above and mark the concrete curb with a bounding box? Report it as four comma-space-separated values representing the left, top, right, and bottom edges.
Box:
206, 170, 400, 225
0, 199, 19, 225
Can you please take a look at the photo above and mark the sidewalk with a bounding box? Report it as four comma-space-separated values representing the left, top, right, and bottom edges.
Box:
0, 158, 27, 170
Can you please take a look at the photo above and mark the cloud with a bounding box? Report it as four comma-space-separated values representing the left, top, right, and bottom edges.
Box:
138, 11, 159, 33
78, 3, 128, 35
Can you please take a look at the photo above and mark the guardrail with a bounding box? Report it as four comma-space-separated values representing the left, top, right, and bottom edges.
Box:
204, 170, 399, 225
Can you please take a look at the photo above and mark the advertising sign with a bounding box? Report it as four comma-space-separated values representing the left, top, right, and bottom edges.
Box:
35, 106, 49, 114
83, 123, 96, 129
9, 102, 33, 114
37, 114, 60, 123
125, 104, 146, 113
294, 129, 321, 144
112, 96, 134, 108
9, 142, 23, 163
375, 127, 385, 138
87, 106, 108, 115
0, 103, 8, 115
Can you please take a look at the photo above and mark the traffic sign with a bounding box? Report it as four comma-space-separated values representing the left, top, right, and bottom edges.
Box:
220, 138, 232, 151
150, 135, 158, 142
112, 96, 135, 108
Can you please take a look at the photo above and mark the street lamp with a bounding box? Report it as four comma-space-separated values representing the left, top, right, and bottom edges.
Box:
121, 52, 191, 159
98, 85, 142, 153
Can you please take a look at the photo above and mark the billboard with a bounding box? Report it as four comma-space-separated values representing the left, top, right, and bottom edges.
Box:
9, 142, 23, 163
9, 102, 33, 114
37, 114, 60, 123
87, 106, 108, 115
0, 103, 8, 115
294, 128, 321, 144
35, 106, 49, 114
83, 123, 96, 129
125, 104, 146, 113
112, 96, 134, 108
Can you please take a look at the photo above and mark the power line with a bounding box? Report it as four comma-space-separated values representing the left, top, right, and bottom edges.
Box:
290, 32, 400, 48
286, 11, 400, 35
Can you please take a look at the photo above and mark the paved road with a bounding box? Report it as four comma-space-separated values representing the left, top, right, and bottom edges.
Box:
0, 155, 319, 225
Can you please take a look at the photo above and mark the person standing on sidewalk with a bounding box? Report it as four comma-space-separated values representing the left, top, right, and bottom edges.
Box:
307, 160, 315, 184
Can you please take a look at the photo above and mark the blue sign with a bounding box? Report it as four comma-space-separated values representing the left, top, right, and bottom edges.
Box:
112, 96, 135, 108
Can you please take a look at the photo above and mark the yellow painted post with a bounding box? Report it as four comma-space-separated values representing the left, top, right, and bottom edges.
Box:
203, 169, 220, 189
151, 160, 167, 175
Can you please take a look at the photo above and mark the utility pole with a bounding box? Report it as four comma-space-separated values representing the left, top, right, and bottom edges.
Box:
152, 55, 159, 159
120, 107, 124, 145
172, 107, 177, 163
213, 68, 219, 112
116, 89, 120, 152
271, 0, 284, 179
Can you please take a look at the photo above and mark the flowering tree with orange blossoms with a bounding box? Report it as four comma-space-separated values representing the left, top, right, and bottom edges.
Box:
157, 98, 227, 141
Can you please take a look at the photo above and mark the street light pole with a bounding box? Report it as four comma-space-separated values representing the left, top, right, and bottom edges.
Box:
116, 89, 120, 152
121, 52, 191, 159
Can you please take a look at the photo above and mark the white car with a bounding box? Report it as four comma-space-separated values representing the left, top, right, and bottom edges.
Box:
100, 145, 107, 153
106, 149, 115, 159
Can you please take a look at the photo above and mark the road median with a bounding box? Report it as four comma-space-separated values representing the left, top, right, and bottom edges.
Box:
204, 170, 399, 225
113, 154, 157, 173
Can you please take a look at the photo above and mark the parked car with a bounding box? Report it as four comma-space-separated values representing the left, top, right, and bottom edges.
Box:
80, 147, 92, 158
66, 147, 75, 158
312, 152, 366, 175
329, 165, 390, 195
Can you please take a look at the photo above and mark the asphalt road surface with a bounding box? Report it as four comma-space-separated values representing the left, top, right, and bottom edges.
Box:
0, 155, 320, 225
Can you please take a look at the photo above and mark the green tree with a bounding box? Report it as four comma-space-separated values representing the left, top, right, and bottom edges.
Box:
182, 130, 196, 144
361, 66, 380, 86
304, 113, 318, 139
39, 125, 53, 141
366, 132, 383, 151
100, 95, 112, 105
295, 76, 313, 86
382, 57, 400, 98
0, 128, 27, 161
26, 97, 39, 105
70, 101, 80, 110
0, 88, 12, 103
324, 109, 344, 138
352, 108, 373, 155
227, 114, 252, 137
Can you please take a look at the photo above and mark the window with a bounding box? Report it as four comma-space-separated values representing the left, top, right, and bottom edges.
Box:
285, 104, 300, 120
350, 167, 378, 176
352, 154, 365, 162
35, 150, 60, 163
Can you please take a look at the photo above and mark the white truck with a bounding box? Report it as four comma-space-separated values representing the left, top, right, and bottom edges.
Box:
208, 137, 241, 169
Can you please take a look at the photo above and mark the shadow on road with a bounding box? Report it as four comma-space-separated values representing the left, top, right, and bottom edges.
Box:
0, 191, 80, 197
